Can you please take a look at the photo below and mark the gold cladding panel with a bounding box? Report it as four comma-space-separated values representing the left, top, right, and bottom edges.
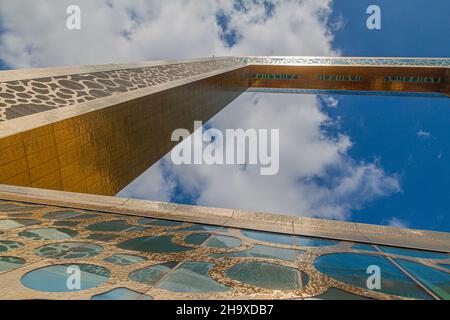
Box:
0, 68, 249, 196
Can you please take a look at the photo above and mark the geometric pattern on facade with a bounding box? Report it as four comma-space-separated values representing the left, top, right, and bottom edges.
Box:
0, 199, 449, 300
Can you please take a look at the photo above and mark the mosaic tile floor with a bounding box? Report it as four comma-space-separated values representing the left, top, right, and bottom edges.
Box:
0, 200, 448, 300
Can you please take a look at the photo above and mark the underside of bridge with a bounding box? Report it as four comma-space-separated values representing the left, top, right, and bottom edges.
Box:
0, 56, 449, 196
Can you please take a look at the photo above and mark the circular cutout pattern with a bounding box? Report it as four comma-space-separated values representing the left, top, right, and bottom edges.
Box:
21, 264, 110, 292
226, 262, 308, 290
35, 242, 103, 259
0, 256, 25, 272
314, 253, 433, 300
0, 241, 23, 252
20, 228, 78, 240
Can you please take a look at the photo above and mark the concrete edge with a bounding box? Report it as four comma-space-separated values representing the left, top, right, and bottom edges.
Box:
0, 63, 248, 139
0, 184, 448, 253
0, 56, 237, 82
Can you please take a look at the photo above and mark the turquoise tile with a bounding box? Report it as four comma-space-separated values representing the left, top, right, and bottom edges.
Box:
0, 256, 25, 272
137, 218, 155, 225
7, 213, 33, 217
19, 228, 78, 240
126, 226, 151, 233
394, 259, 450, 300
211, 245, 302, 262
44, 211, 98, 220
241, 230, 296, 246
117, 236, 191, 253
53, 221, 81, 227
177, 224, 228, 233
226, 262, 307, 290
352, 244, 378, 252
0, 240, 23, 252
314, 253, 432, 300
87, 220, 134, 232
35, 242, 103, 259
204, 235, 242, 248
92, 288, 153, 300
0, 204, 41, 212
88, 234, 120, 242
157, 262, 230, 293
297, 237, 338, 247
242, 230, 337, 247
148, 220, 184, 227
0, 219, 41, 230
185, 233, 210, 245
129, 262, 177, 285
21, 264, 110, 292
438, 263, 450, 271
104, 254, 146, 266
379, 246, 450, 260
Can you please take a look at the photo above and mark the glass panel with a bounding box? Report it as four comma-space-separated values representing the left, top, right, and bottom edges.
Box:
226, 262, 308, 290
87, 220, 134, 232
0, 240, 23, 252
19, 228, 78, 240
242, 230, 337, 247
204, 235, 241, 248
379, 246, 450, 260
394, 259, 450, 300
91, 288, 153, 300
352, 244, 378, 252
314, 253, 432, 299
21, 264, 110, 292
177, 224, 228, 233
44, 211, 98, 220
117, 236, 191, 253
87, 234, 120, 242
157, 262, 230, 293
185, 233, 210, 245
148, 220, 184, 227
104, 254, 146, 266
0, 257, 25, 272
0, 219, 41, 230
35, 242, 103, 259
211, 245, 302, 262
129, 262, 178, 285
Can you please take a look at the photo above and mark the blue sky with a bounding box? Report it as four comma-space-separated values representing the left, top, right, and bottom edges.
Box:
325, 0, 450, 230
0, 0, 449, 231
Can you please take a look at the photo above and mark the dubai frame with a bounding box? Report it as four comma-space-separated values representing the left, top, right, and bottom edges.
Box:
0, 56, 449, 300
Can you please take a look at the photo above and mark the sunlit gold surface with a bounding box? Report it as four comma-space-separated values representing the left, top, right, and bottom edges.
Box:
0, 56, 448, 197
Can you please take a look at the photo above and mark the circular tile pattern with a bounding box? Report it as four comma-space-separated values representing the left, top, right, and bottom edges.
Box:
117, 236, 191, 254
314, 253, 433, 300
226, 262, 308, 290
0, 219, 41, 230
21, 264, 110, 292
0, 256, 25, 272
19, 228, 78, 240
0, 240, 23, 252
35, 242, 103, 259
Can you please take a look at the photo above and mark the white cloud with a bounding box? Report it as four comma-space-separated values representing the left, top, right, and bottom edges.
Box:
0, 0, 337, 68
120, 93, 401, 220
386, 217, 409, 229
321, 95, 339, 108
0, 0, 400, 221
417, 130, 431, 139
